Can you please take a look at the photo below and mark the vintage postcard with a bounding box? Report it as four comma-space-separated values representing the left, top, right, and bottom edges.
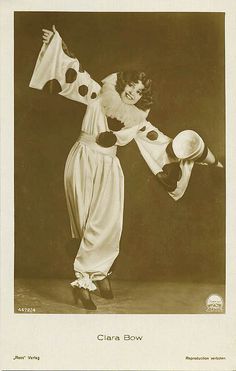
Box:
0, 0, 236, 370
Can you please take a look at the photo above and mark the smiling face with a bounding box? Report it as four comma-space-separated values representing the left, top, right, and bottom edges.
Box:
120, 80, 144, 105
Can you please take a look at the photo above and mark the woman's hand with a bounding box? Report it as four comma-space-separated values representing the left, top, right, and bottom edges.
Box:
42, 25, 56, 44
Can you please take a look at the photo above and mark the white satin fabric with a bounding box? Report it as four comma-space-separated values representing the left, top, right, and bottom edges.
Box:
65, 133, 124, 290
29, 30, 196, 290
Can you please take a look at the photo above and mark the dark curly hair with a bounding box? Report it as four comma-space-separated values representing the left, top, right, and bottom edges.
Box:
115, 71, 153, 112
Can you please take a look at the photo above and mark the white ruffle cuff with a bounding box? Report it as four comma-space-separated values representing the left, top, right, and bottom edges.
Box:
70, 272, 111, 291
70, 276, 97, 291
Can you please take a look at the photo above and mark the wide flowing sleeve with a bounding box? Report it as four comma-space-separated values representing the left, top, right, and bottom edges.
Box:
134, 121, 171, 174
134, 121, 195, 201
29, 31, 101, 105
168, 160, 194, 201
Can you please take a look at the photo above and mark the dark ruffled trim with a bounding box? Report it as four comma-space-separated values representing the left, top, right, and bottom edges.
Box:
107, 117, 125, 131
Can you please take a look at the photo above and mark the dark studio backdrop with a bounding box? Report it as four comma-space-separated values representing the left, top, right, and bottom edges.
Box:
14, 12, 225, 284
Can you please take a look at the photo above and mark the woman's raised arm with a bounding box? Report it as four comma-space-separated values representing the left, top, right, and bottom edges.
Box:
29, 26, 101, 105
42, 25, 56, 45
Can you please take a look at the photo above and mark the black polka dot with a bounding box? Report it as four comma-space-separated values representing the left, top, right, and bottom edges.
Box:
43, 79, 62, 94
140, 126, 146, 132
78, 85, 88, 96
107, 117, 125, 131
65, 68, 77, 83
91, 92, 97, 99
146, 130, 158, 140
96, 131, 117, 147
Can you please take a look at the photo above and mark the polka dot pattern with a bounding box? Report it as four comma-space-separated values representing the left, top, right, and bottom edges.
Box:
91, 92, 97, 99
65, 68, 77, 83
140, 126, 146, 132
78, 85, 88, 97
146, 130, 158, 140
43, 79, 62, 94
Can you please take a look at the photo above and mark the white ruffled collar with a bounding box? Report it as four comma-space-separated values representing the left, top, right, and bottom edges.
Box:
100, 73, 149, 128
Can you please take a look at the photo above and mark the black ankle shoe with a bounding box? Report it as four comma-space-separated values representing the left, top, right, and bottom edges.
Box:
72, 287, 97, 310
96, 277, 114, 299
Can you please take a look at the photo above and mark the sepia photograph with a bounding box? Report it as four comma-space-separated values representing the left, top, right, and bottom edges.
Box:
1, 1, 236, 371
14, 11, 225, 314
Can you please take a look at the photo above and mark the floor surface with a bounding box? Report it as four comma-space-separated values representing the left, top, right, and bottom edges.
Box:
14, 278, 225, 314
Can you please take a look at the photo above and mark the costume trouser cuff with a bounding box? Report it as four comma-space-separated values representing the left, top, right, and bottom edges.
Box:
70, 275, 97, 291
70, 271, 111, 291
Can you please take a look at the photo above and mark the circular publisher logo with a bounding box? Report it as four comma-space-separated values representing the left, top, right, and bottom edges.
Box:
206, 294, 224, 312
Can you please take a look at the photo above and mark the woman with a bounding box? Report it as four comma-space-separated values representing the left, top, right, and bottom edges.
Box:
30, 26, 210, 310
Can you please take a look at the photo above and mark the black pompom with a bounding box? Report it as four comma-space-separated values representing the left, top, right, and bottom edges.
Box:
96, 131, 117, 147
78, 84, 88, 97
43, 79, 62, 94
65, 68, 77, 83
107, 117, 125, 131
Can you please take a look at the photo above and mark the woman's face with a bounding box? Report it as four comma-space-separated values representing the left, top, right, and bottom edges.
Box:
121, 80, 144, 105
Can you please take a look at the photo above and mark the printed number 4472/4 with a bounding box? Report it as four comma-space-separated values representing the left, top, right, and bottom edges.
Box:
17, 308, 36, 312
